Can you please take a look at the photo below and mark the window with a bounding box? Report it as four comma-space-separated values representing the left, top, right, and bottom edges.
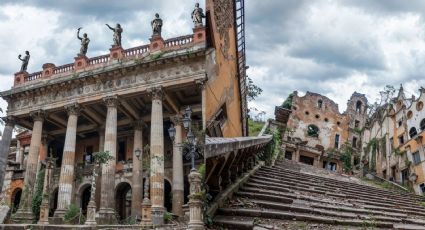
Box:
413, 151, 421, 165
398, 135, 404, 145
84, 146, 93, 164
305, 111, 310, 115
409, 127, 418, 138
356, 101, 362, 113
421, 119, 425, 131
352, 137, 357, 148
389, 137, 393, 153
117, 140, 126, 162
398, 120, 403, 127
318, 100, 323, 109
407, 111, 413, 119
284, 151, 293, 160
299, 155, 314, 165
307, 124, 319, 137
420, 183, 425, 194
324, 118, 329, 122
334, 134, 340, 148
315, 114, 320, 119
417, 101, 424, 111
337, 121, 341, 126
354, 120, 360, 128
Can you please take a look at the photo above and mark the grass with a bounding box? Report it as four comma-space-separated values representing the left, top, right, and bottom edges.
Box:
248, 119, 265, 136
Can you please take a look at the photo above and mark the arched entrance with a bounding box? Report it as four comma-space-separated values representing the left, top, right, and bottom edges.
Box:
115, 182, 132, 220
11, 188, 22, 213
80, 185, 91, 216
164, 179, 172, 212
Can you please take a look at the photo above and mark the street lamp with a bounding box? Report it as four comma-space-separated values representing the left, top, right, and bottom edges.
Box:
182, 107, 192, 130
134, 148, 142, 160
168, 124, 176, 142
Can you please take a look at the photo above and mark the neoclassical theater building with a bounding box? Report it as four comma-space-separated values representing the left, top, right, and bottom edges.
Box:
0, 0, 248, 225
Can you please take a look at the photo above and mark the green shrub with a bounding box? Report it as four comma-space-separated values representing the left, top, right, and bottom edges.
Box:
64, 203, 81, 224
32, 168, 45, 221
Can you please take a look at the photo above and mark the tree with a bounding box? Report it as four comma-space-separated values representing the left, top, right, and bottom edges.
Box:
282, 93, 294, 109
246, 77, 263, 101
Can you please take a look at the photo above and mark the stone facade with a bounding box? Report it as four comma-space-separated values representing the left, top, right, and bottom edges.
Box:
362, 86, 425, 195
282, 91, 367, 173
0, 0, 248, 225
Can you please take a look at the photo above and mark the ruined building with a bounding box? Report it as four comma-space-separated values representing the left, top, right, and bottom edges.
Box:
362, 86, 425, 195
282, 91, 367, 173
0, 0, 250, 225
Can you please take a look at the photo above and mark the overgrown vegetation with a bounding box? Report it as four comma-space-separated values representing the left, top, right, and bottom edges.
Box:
64, 203, 84, 224
248, 118, 265, 136
260, 128, 282, 165
247, 76, 263, 102
281, 93, 293, 109
31, 168, 45, 221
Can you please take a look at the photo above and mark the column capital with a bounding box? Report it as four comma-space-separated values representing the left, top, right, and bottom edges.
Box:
103, 95, 119, 107
1, 116, 16, 126
195, 77, 208, 90
30, 109, 46, 122
147, 86, 164, 101
133, 120, 146, 131
170, 115, 183, 126
65, 103, 81, 116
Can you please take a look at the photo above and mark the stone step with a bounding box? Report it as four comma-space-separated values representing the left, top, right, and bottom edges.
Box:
262, 166, 418, 201
256, 169, 422, 208
243, 179, 425, 218
217, 208, 395, 228
213, 215, 253, 230
240, 184, 408, 219
256, 168, 425, 209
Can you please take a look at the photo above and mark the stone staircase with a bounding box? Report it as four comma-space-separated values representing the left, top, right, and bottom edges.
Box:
213, 159, 425, 229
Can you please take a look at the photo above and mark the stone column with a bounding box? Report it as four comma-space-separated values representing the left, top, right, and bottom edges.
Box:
54, 103, 80, 217
148, 87, 165, 225
196, 79, 207, 130
13, 110, 45, 223
98, 96, 118, 222
188, 171, 204, 230
98, 127, 105, 152
0, 116, 15, 192
131, 120, 144, 219
171, 115, 184, 216
15, 140, 22, 165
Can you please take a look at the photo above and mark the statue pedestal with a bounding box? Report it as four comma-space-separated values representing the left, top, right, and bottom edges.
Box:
74, 55, 89, 71
85, 200, 97, 225
14, 71, 28, 86
37, 199, 50, 224
149, 35, 164, 52
42, 63, 56, 78
141, 198, 152, 226
188, 171, 204, 230
192, 26, 206, 44
109, 46, 124, 60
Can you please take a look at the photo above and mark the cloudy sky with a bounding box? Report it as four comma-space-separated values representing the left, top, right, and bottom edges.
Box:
1, 0, 425, 120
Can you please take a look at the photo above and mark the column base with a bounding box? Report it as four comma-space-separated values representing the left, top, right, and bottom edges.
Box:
97, 208, 117, 224
151, 206, 164, 226
53, 208, 66, 218
11, 208, 35, 224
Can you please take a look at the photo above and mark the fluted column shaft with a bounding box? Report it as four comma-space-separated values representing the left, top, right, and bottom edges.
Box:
0, 117, 15, 193
55, 104, 80, 217
171, 116, 184, 216
149, 87, 165, 225
99, 96, 118, 221
131, 121, 144, 219
15, 110, 44, 221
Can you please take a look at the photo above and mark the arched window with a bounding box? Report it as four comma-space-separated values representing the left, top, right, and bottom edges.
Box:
318, 99, 323, 109
307, 124, 320, 137
409, 127, 418, 138
420, 119, 425, 131
356, 101, 362, 113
